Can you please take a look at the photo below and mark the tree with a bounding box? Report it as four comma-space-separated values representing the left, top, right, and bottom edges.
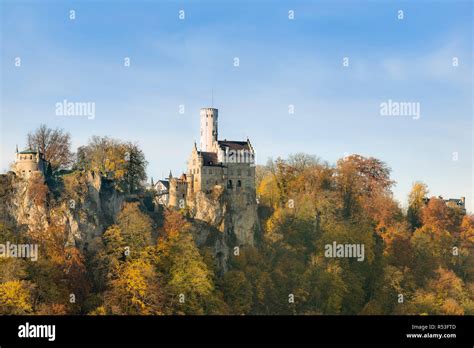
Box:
75, 136, 126, 178
27, 124, 73, 170
335, 157, 362, 219
381, 223, 414, 268
165, 231, 214, 314
157, 210, 216, 314
27, 174, 48, 207
62, 247, 91, 310
104, 258, 164, 315
74, 137, 147, 193
408, 268, 469, 315
336, 155, 394, 219
287, 153, 320, 174
221, 271, 253, 314
459, 215, 474, 281
343, 155, 394, 195
117, 202, 153, 257
460, 215, 474, 244
422, 197, 459, 233
407, 182, 428, 230
0, 280, 34, 314
410, 225, 454, 283
123, 142, 147, 193
257, 172, 280, 210
92, 225, 126, 291
225, 247, 277, 314
299, 260, 348, 314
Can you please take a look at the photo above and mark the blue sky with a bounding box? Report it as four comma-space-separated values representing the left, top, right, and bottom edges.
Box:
1, 0, 472, 211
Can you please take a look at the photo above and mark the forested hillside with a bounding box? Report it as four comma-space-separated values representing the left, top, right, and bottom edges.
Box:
0, 129, 472, 315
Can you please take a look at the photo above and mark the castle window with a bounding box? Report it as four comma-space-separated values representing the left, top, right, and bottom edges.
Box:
30, 155, 32, 159
182, 194, 185, 198
197, 168, 199, 174
237, 180, 242, 188
227, 180, 233, 189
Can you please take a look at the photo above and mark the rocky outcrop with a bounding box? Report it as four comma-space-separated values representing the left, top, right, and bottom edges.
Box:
0, 169, 258, 272
187, 186, 259, 271
0, 171, 124, 251
0, 172, 48, 232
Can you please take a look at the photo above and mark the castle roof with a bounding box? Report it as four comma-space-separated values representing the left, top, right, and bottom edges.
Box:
198, 151, 219, 166
18, 148, 38, 155
218, 140, 251, 151
157, 180, 169, 189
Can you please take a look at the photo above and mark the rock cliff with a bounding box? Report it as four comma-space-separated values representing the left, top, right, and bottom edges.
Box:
0, 171, 259, 271
0, 171, 124, 251
187, 186, 259, 271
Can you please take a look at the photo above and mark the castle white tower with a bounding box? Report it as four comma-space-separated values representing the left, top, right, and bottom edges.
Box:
199, 108, 218, 152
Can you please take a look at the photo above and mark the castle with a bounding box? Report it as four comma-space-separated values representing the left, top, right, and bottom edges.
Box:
155, 107, 256, 207
12, 146, 47, 177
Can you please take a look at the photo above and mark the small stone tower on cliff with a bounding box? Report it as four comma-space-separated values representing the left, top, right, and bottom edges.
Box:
13, 146, 47, 177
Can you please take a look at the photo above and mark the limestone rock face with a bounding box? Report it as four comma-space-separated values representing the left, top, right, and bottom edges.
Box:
52, 171, 125, 249
187, 186, 259, 271
0, 172, 48, 232
0, 171, 124, 251
0, 169, 259, 272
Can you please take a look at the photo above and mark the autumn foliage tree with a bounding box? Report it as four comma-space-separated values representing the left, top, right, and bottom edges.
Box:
74, 136, 147, 193
27, 124, 73, 170
155, 210, 222, 314
407, 182, 429, 230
